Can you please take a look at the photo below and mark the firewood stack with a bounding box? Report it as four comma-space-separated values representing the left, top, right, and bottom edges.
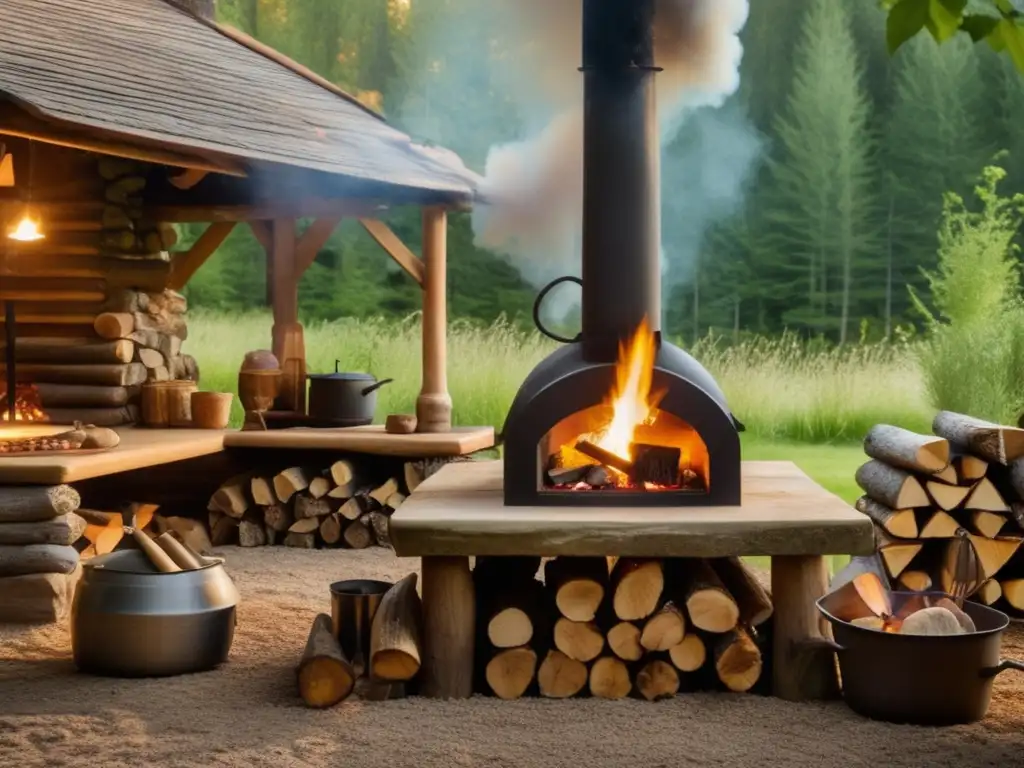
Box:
205, 459, 453, 550
0, 485, 86, 623
473, 555, 772, 701
95, 288, 196, 383
96, 157, 177, 262
853, 412, 1024, 612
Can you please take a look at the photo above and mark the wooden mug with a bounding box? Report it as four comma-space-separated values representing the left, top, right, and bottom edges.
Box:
190, 392, 234, 430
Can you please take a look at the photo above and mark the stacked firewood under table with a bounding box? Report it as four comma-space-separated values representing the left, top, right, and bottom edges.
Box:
474, 554, 773, 700
854, 411, 1024, 612
206, 459, 449, 551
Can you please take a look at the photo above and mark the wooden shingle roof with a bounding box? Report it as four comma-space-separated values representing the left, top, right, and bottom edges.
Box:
0, 0, 479, 203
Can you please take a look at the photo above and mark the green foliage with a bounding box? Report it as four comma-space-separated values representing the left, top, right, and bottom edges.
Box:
911, 164, 1024, 421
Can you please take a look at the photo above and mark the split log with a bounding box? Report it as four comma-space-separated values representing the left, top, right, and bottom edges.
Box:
537, 650, 588, 698
297, 613, 355, 708
853, 496, 918, 538
964, 477, 1008, 513
370, 573, 423, 681
607, 621, 644, 661
210, 515, 238, 547
588, 656, 632, 700
3, 338, 134, 364
327, 479, 356, 501
384, 491, 406, 511
308, 476, 332, 499
875, 529, 923, 581
32, 383, 130, 408
1002, 579, 1024, 611
369, 478, 400, 507
484, 646, 537, 700
544, 556, 608, 622
367, 511, 391, 548
898, 570, 932, 591
931, 464, 958, 484
710, 556, 774, 627
934, 411, 1024, 465
343, 515, 373, 549
975, 579, 1002, 606
329, 460, 355, 487
863, 424, 950, 474
926, 480, 971, 511
294, 494, 331, 520
639, 602, 686, 651
93, 312, 134, 339
238, 516, 267, 547
714, 627, 763, 693
673, 558, 740, 633
916, 509, 961, 538
636, 658, 680, 701
668, 633, 707, 673
319, 514, 343, 546
0, 485, 80, 522
608, 557, 664, 621
0, 513, 86, 546
955, 453, 990, 484
855, 460, 929, 508
337, 494, 368, 521
966, 534, 1022, 581
210, 482, 249, 519
41, 406, 139, 427
553, 618, 605, 662
970, 510, 1007, 539
630, 443, 681, 486
263, 503, 293, 533
273, 467, 309, 503
547, 465, 596, 486
482, 579, 544, 649
827, 554, 892, 620
288, 518, 320, 535
0, 566, 81, 623
136, 347, 166, 370
283, 531, 316, 549
0, 544, 79, 576
250, 477, 276, 506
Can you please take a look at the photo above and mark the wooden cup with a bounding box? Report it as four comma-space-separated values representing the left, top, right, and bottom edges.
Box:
191, 391, 234, 429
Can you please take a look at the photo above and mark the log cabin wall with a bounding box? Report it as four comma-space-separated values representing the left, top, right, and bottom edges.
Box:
0, 141, 197, 426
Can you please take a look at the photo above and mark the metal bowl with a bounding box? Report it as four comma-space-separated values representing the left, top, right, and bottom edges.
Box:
71, 549, 239, 678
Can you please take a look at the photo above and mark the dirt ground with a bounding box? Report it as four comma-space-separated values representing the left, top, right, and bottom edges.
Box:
1, 547, 1022, 768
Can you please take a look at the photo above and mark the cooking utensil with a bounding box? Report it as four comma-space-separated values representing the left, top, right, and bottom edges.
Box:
307, 362, 393, 425
72, 549, 238, 678
330, 579, 393, 674
946, 528, 982, 610
817, 590, 1024, 725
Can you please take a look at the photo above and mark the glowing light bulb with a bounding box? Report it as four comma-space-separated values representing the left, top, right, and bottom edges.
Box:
7, 215, 44, 242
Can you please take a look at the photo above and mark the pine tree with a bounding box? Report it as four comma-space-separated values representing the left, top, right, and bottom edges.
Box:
763, 0, 878, 342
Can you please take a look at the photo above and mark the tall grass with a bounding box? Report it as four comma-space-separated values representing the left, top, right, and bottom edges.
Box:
183, 310, 930, 441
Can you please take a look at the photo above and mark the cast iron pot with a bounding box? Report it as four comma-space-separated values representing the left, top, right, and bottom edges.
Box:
71, 549, 239, 678
307, 361, 393, 426
817, 591, 1024, 725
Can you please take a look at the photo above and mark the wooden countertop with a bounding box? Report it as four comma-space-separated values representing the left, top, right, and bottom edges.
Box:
223, 425, 495, 457
389, 460, 874, 558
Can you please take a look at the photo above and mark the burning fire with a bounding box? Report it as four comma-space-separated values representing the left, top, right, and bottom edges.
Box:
0, 384, 46, 422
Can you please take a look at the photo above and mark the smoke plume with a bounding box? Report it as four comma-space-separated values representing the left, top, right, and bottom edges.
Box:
470, 0, 760, 316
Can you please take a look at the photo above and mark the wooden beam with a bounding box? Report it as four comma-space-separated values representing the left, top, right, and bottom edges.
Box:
296, 217, 343, 274
167, 222, 236, 290
150, 199, 386, 223
248, 221, 272, 253
168, 168, 209, 190
416, 207, 451, 433
359, 219, 425, 286
269, 220, 305, 415
0, 103, 246, 178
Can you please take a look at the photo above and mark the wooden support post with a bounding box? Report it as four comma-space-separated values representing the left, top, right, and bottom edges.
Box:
770, 555, 841, 702
416, 207, 452, 433
419, 555, 474, 699
269, 219, 305, 415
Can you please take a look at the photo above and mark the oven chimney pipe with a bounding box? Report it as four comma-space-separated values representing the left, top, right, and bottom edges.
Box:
4, 301, 15, 424
580, 0, 662, 362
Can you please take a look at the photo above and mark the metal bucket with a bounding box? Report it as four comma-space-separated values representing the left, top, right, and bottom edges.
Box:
330, 579, 392, 671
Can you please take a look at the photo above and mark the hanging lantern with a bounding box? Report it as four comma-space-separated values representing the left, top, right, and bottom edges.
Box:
5, 140, 43, 242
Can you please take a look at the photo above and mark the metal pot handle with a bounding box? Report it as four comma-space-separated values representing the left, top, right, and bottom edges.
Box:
980, 659, 1024, 678
361, 378, 394, 397
533, 275, 583, 344
335, 359, 341, 373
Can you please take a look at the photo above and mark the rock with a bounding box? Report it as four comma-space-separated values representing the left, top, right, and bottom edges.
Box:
931, 597, 977, 633
850, 615, 886, 631
899, 606, 964, 636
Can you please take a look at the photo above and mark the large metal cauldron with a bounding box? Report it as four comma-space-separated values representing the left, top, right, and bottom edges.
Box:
817, 591, 1024, 725
72, 549, 239, 677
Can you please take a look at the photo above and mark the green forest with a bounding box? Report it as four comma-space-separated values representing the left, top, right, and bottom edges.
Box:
183, 0, 1024, 345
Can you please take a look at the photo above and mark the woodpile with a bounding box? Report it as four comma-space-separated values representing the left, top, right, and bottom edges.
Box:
853, 414, 1024, 612
0, 485, 86, 623
96, 156, 176, 261
205, 458, 452, 550
473, 555, 771, 700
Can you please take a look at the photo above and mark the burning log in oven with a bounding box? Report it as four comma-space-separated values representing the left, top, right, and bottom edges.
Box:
0, 383, 45, 423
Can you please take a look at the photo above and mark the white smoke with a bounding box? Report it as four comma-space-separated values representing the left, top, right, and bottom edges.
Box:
471, 0, 759, 315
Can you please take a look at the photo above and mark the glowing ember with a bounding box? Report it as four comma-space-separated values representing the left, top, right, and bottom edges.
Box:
0, 384, 46, 422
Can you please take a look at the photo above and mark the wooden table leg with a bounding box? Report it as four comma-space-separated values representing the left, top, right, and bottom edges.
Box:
771, 555, 841, 702
419, 555, 475, 699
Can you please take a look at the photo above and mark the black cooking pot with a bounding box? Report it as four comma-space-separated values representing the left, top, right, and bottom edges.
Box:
307, 361, 393, 426
817, 591, 1024, 725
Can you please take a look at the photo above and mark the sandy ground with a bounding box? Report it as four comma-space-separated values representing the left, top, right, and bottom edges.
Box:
1, 546, 1023, 768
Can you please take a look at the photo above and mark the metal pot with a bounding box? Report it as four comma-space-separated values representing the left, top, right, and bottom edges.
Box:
307, 361, 393, 426
71, 549, 238, 678
817, 591, 1024, 725
330, 579, 393, 672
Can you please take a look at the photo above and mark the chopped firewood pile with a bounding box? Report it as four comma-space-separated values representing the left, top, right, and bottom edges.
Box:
853, 411, 1024, 613
475, 555, 771, 700
206, 459, 455, 551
